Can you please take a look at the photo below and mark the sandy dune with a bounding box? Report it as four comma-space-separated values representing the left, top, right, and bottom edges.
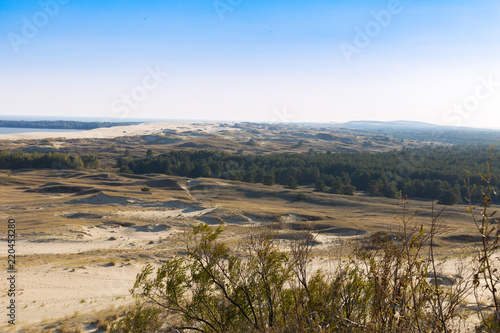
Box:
0, 168, 486, 331
15, 223, 176, 256
0, 218, 180, 330
0, 122, 230, 141
14, 263, 140, 326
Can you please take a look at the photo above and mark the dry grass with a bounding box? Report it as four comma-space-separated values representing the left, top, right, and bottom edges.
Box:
0, 168, 483, 257
15, 306, 126, 333
0, 143, 486, 330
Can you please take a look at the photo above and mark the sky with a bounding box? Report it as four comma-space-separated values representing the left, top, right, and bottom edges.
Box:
1, 0, 500, 127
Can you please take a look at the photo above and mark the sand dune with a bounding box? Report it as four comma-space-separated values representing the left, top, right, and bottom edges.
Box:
0, 122, 230, 141
13, 262, 140, 327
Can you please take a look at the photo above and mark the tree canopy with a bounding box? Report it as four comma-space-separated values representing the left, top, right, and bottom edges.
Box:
118, 145, 499, 204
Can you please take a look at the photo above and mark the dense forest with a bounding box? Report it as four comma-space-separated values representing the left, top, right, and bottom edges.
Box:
0, 151, 100, 169
0, 120, 139, 130
118, 145, 499, 204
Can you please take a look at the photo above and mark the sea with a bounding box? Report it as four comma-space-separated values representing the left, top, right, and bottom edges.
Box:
0, 128, 85, 135
0, 116, 215, 135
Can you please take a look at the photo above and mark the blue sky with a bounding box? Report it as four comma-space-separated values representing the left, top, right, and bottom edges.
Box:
1, 0, 499, 127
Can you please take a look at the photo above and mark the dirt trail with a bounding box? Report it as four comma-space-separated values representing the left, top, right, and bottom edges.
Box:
180, 179, 195, 200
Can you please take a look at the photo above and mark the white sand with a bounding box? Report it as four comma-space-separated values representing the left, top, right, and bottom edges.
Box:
14, 224, 177, 255
0, 197, 218, 329
0, 121, 231, 141
0, 222, 181, 330
12, 263, 140, 326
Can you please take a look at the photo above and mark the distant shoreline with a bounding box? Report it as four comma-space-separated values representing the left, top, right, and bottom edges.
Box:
0, 120, 141, 131
0, 122, 226, 141
0, 115, 216, 123
0, 127, 86, 135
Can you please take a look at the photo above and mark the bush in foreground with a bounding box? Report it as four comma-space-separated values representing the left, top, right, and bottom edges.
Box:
110, 213, 469, 332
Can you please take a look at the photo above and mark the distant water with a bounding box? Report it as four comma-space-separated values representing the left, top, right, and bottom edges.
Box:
0, 115, 212, 123
0, 127, 85, 135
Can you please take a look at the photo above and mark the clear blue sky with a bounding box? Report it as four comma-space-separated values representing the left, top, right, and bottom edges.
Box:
1, 0, 499, 127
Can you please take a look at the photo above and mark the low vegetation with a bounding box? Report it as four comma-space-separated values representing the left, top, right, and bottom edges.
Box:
110, 145, 500, 333
111, 213, 469, 332
4, 122, 500, 331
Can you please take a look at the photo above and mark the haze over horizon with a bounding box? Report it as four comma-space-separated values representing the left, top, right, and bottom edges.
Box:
2, 0, 500, 129
1, 115, 500, 132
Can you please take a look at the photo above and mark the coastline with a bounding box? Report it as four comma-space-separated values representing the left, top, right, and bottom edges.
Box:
0, 122, 227, 141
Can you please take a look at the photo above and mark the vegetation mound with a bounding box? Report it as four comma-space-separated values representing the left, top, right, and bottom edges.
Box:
74, 192, 137, 205
26, 185, 97, 194
64, 213, 103, 219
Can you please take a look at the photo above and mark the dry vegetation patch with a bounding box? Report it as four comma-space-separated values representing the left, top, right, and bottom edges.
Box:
0, 125, 490, 330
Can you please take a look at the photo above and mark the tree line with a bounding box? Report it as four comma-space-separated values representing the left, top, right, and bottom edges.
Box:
0, 151, 100, 169
117, 145, 499, 204
0, 120, 138, 130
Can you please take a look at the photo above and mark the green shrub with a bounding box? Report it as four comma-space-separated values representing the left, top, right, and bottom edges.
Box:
295, 192, 307, 201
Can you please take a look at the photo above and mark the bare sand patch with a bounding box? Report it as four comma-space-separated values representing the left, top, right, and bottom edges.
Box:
3, 262, 141, 329
72, 192, 139, 205
115, 206, 216, 221
13, 222, 176, 255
